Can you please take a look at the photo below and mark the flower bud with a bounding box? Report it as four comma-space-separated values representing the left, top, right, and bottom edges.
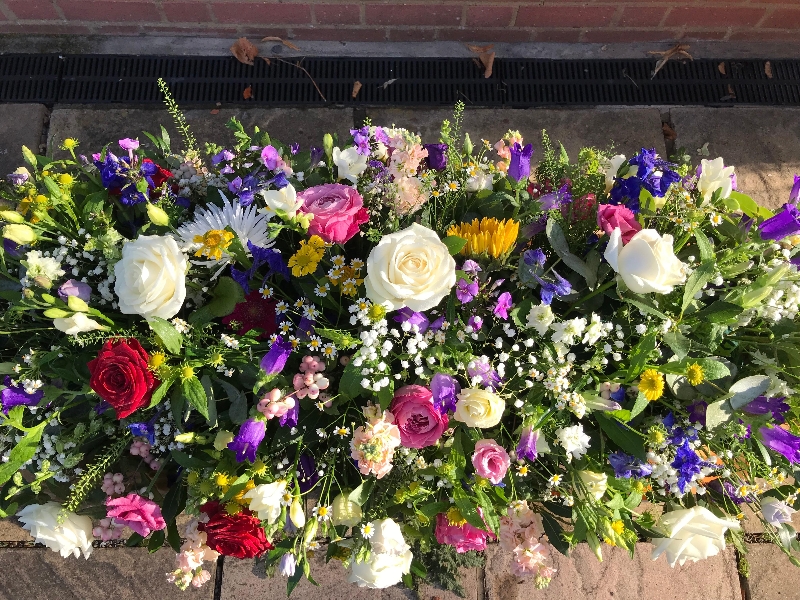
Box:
290, 497, 306, 528
66, 295, 89, 313
303, 518, 318, 546
331, 493, 362, 528
146, 203, 170, 226
322, 133, 333, 162
463, 133, 473, 156
3, 223, 36, 245
0, 211, 25, 224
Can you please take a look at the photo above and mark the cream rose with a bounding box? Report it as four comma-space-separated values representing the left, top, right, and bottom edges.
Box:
578, 470, 608, 501
604, 228, 687, 295
364, 223, 456, 312
348, 518, 412, 589
454, 387, 505, 428
114, 235, 187, 319
17, 502, 94, 559
697, 157, 735, 204
651, 506, 740, 567
260, 184, 303, 219
333, 146, 368, 184
53, 312, 106, 336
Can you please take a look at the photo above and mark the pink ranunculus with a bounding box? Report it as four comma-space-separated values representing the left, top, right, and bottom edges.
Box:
106, 493, 166, 537
471, 439, 511, 484
297, 183, 369, 245
435, 513, 494, 553
597, 203, 642, 245
389, 384, 448, 449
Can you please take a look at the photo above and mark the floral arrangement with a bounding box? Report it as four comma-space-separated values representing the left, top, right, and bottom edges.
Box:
2, 91, 800, 594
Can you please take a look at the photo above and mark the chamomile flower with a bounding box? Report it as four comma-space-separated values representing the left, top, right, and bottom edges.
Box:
307, 336, 323, 351
548, 474, 562, 487
312, 504, 332, 522
220, 334, 239, 349
516, 463, 530, 477
275, 301, 289, 315
171, 318, 190, 334
322, 344, 337, 359
279, 321, 293, 335
259, 286, 273, 298
314, 283, 330, 297
709, 212, 723, 227
360, 522, 375, 539
446, 181, 460, 192
303, 305, 320, 320
334, 426, 350, 438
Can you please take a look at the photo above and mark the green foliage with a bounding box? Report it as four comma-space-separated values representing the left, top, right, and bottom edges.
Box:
410, 543, 485, 598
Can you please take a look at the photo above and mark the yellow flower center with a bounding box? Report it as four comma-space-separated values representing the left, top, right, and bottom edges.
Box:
209, 352, 224, 366
446, 507, 467, 527
148, 352, 166, 370
62, 138, 78, 150
685, 362, 704, 386
58, 174, 74, 186
639, 369, 664, 402
215, 473, 230, 487
611, 520, 625, 535
447, 217, 520, 259
193, 229, 235, 261
181, 365, 195, 380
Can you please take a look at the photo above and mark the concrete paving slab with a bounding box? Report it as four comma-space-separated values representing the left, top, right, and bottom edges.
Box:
0, 547, 214, 600
484, 541, 741, 600
47, 107, 354, 156
671, 107, 800, 210
0, 516, 31, 541
746, 543, 800, 600
365, 108, 666, 159
0, 104, 48, 177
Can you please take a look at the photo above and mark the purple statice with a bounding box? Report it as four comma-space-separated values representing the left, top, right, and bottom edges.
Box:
228, 175, 259, 207
290, 143, 300, 155
687, 400, 708, 427
430, 373, 460, 413
350, 127, 371, 156
609, 451, 653, 479
393, 307, 430, 334
467, 356, 501, 390
508, 143, 533, 183
759, 203, 800, 241
211, 149, 235, 165
670, 440, 704, 493
461, 260, 482, 276
516, 426, 545, 462
456, 278, 479, 304
57, 279, 91, 302
261, 145, 280, 170
493, 292, 513, 320
759, 426, 800, 463
423, 143, 448, 171
468, 315, 483, 331
227, 418, 266, 463
0, 376, 44, 414
743, 396, 790, 424
536, 271, 572, 305
790, 174, 800, 205
297, 453, 320, 493
260, 335, 293, 375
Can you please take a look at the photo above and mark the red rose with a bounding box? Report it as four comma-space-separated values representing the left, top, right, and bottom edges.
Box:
87, 338, 158, 419
142, 158, 173, 191
198, 502, 272, 559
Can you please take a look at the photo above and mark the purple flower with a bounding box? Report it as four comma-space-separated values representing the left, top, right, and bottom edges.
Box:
290, 143, 300, 155
759, 203, 800, 241
261, 145, 280, 170
790, 175, 800, 205
467, 356, 501, 390
516, 426, 545, 462
280, 401, 299, 428
537, 184, 572, 211
456, 278, 479, 304
227, 418, 266, 463
95, 151, 128, 190
759, 426, 800, 463
707, 479, 751, 505
523, 248, 546, 267
468, 315, 483, 331
423, 143, 448, 171
3, 239, 22, 258
393, 307, 430, 333
0, 376, 43, 414
212, 149, 235, 165
57, 279, 92, 302
461, 260, 482, 276
508, 143, 533, 184
744, 396, 790, 424
374, 127, 390, 146
228, 175, 258, 207
493, 292, 513, 320
431, 373, 460, 413
7, 172, 28, 186
671, 440, 704, 493
350, 127, 371, 156
278, 553, 297, 577
118, 138, 139, 151
310, 146, 324, 166
687, 400, 708, 427
261, 335, 293, 375
537, 271, 572, 305
609, 451, 653, 479
297, 453, 320, 493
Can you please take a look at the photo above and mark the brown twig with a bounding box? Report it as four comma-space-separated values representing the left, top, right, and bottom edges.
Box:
273, 57, 326, 102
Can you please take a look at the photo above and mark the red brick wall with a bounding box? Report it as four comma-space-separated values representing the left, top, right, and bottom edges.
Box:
0, 0, 796, 42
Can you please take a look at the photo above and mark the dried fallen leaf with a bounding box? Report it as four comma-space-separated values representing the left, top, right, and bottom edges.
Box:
231, 37, 258, 66
379, 78, 397, 90
262, 36, 301, 51
352, 80, 362, 99
765, 61, 773, 79
718, 62, 726, 75
243, 85, 253, 100
479, 52, 495, 79
210, 109, 220, 115
662, 122, 677, 141
466, 43, 494, 54
648, 43, 692, 79
262, 57, 271, 66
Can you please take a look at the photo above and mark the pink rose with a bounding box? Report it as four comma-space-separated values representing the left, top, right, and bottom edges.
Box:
597, 204, 642, 245
472, 439, 510, 484
389, 384, 448, 449
435, 512, 495, 553
106, 493, 166, 537
297, 183, 369, 244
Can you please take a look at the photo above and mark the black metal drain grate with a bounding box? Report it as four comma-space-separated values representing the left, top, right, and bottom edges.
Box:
0, 54, 799, 106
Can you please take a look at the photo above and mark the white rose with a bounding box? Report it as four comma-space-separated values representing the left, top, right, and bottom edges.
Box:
260, 184, 303, 219
348, 518, 412, 589
761, 497, 796, 527
364, 223, 456, 312
466, 172, 493, 192
697, 157, 735, 204
454, 387, 505, 428
114, 235, 187, 319
17, 502, 93, 559
578, 470, 608, 501
602, 154, 632, 193
651, 506, 740, 567
243, 480, 287, 524
53, 312, 106, 336
604, 228, 687, 295
333, 146, 368, 185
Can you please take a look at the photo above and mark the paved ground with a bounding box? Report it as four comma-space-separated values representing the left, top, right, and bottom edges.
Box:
2, 102, 800, 599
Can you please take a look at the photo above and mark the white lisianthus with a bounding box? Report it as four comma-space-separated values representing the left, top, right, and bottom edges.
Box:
24, 250, 65, 282
17, 502, 93, 559
604, 228, 687, 295
260, 184, 303, 219
697, 157, 735, 204
578, 470, 608, 501
602, 154, 632, 193
526, 303, 554, 336
332, 146, 368, 184
114, 235, 187, 319
364, 223, 456, 312
466, 172, 493, 192
652, 506, 740, 567
243, 480, 287, 524
454, 388, 505, 428
53, 312, 106, 336
761, 496, 796, 527
348, 518, 412, 589
331, 493, 362, 528
555, 424, 591, 462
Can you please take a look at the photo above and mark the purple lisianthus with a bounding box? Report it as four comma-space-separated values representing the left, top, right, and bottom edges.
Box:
744, 396, 790, 424
508, 143, 533, 184
456, 278, 479, 304
467, 356, 501, 390
759, 203, 800, 241
609, 451, 653, 479
118, 138, 139, 151
57, 279, 92, 302
228, 418, 266, 463
0, 376, 44, 414
430, 373, 460, 413
461, 260, 482, 276
261, 145, 280, 170
394, 307, 430, 334
261, 335, 293, 375
759, 426, 800, 463
790, 175, 800, 205
516, 426, 545, 462
212, 149, 235, 165
493, 292, 513, 320
423, 143, 448, 171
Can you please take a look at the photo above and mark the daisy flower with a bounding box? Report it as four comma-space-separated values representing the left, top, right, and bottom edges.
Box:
360, 522, 375, 539
312, 504, 332, 522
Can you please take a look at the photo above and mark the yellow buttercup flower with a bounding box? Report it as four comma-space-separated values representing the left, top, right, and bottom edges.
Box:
193, 229, 235, 261
447, 217, 519, 259
686, 362, 704, 386
288, 235, 326, 277
639, 369, 664, 402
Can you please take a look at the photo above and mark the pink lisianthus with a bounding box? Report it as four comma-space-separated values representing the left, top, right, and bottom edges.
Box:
106, 493, 166, 537
389, 384, 448, 449
350, 409, 402, 479
434, 512, 494, 553
511, 541, 554, 578
297, 183, 369, 244
471, 439, 511, 484
597, 204, 642, 244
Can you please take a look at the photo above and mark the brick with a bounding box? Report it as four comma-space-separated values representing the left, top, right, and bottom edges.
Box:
313, 3, 359, 25
146, 24, 239, 35
664, 7, 766, 27
582, 28, 679, 43
533, 28, 582, 43
465, 6, 513, 28
211, 2, 310, 24
58, 0, 161, 21
618, 7, 668, 28
729, 29, 800, 41
680, 29, 729, 40
761, 9, 800, 29
516, 6, 616, 28
365, 4, 461, 27
437, 26, 531, 42
5, 0, 59, 21
161, 1, 212, 22
746, 543, 800, 600
386, 27, 435, 41
292, 26, 385, 41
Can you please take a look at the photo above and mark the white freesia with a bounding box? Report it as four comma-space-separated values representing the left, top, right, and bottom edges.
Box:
333, 146, 368, 184
114, 235, 187, 319
602, 154, 632, 193
604, 228, 687, 295
364, 223, 456, 312
53, 312, 106, 336
348, 518, 412, 589
697, 157, 735, 204
260, 184, 303, 219
555, 424, 591, 462
17, 502, 93, 559
578, 470, 608, 501
761, 496, 796, 527
244, 480, 287, 524
454, 388, 505, 428
652, 506, 740, 567
526, 303, 554, 336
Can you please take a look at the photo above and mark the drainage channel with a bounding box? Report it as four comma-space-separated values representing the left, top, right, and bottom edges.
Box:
0, 54, 798, 107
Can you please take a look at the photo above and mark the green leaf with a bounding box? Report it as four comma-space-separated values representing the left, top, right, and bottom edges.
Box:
596, 414, 646, 460
126, 532, 144, 547
171, 449, 211, 470
541, 512, 570, 556
148, 529, 165, 552
221, 473, 251, 502
147, 316, 182, 354
338, 360, 364, 400
627, 331, 657, 379
729, 375, 772, 410
217, 379, 248, 425
42, 308, 71, 318
21, 145, 37, 169
692, 228, 713, 263
475, 488, 500, 534
418, 501, 451, 519
453, 487, 485, 531
349, 479, 376, 507
705, 399, 734, 430
42, 176, 62, 199
189, 277, 245, 324
625, 297, 669, 321
682, 261, 716, 314
166, 520, 182, 552
441, 235, 468, 255
729, 191, 759, 217
692, 301, 743, 324
546, 219, 597, 289
148, 375, 177, 409
160, 125, 171, 151
663, 331, 690, 361
316, 328, 360, 349
629, 392, 650, 420
201, 375, 217, 427
377, 380, 394, 410
161, 476, 187, 522
0, 420, 46, 486
182, 377, 208, 420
